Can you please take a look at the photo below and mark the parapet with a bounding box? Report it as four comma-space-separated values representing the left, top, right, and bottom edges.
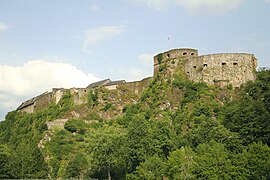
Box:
153, 48, 198, 65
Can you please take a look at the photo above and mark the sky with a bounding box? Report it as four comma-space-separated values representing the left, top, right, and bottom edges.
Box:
0, 0, 270, 120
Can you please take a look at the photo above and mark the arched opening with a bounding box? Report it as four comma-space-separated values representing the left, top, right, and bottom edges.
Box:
233, 62, 238, 66
183, 52, 187, 55
222, 62, 226, 66
203, 64, 208, 67
191, 52, 195, 56
193, 66, 197, 69
166, 53, 170, 58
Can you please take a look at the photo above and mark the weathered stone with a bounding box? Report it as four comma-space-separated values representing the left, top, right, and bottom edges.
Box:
154, 48, 257, 88
16, 48, 258, 114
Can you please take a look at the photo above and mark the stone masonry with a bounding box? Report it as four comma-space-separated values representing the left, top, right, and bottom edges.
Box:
154, 48, 257, 87
16, 48, 258, 113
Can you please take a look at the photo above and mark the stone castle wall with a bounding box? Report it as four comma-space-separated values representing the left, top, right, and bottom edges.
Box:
185, 53, 257, 87
34, 92, 53, 111
154, 48, 257, 88
153, 48, 198, 76
118, 77, 152, 95
16, 47, 258, 114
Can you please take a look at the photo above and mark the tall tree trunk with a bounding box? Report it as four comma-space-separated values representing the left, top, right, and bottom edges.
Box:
107, 168, 111, 180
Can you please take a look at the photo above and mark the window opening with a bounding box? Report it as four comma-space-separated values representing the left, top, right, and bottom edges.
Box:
233, 62, 238, 66
191, 53, 195, 55
222, 63, 226, 66
193, 66, 197, 68
183, 52, 187, 55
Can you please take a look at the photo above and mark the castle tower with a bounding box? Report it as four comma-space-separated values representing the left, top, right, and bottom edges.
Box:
153, 48, 198, 76
153, 48, 257, 88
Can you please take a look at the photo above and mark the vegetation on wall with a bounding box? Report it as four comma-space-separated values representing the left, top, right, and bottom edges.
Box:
157, 53, 163, 64
0, 69, 270, 179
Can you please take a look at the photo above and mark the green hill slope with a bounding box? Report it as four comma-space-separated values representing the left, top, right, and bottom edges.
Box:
0, 69, 270, 179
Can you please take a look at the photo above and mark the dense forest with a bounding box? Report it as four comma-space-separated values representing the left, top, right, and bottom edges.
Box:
0, 68, 270, 179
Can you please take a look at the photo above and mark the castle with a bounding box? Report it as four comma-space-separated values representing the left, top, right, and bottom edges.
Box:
154, 48, 257, 87
16, 48, 257, 113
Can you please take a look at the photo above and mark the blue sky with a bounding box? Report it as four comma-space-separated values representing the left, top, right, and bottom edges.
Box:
0, 0, 270, 120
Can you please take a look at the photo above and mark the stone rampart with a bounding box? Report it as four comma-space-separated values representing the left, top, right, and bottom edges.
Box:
119, 77, 152, 94
16, 48, 259, 114
185, 53, 257, 87
153, 48, 198, 76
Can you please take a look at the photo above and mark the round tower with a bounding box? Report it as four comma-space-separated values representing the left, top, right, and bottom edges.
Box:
153, 48, 198, 76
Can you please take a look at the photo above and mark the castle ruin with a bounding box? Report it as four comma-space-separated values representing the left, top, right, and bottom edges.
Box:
154, 48, 257, 87
16, 48, 258, 113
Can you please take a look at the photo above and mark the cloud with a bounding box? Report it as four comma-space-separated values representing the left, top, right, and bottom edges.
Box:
90, 4, 100, 11
130, 0, 244, 14
139, 53, 154, 66
0, 60, 100, 120
115, 67, 152, 81
83, 26, 125, 51
0, 22, 10, 32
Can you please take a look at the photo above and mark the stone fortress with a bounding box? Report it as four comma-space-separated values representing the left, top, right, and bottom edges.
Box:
154, 48, 257, 87
16, 48, 257, 113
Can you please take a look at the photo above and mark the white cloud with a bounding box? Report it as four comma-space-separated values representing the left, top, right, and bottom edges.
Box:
116, 67, 152, 81
139, 53, 154, 66
0, 60, 100, 119
90, 4, 100, 11
83, 26, 125, 51
0, 22, 10, 32
130, 0, 244, 14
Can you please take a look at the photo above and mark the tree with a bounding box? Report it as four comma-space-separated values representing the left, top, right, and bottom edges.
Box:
166, 147, 194, 180
193, 140, 234, 179
66, 153, 88, 179
241, 142, 270, 179
0, 144, 13, 178
223, 95, 270, 145
130, 155, 165, 180
88, 125, 126, 180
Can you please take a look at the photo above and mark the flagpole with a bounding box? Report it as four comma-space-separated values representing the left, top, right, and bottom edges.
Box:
168, 35, 172, 50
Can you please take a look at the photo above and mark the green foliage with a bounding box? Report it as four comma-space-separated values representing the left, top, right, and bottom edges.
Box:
64, 118, 87, 134
222, 68, 270, 146
88, 90, 99, 107
101, 102, 113, 111
241, 142, 270, 179
66, 153, 88, 178
130, 155, 165, 180
88, 125, 127, 180
0, 144, 13, 178
57, 91, 74, 113
166, 147, 194, 179
159, 64, 167, 72
1, 68, 270, 179
193, 140, 234, 179
157, 53, 163, 64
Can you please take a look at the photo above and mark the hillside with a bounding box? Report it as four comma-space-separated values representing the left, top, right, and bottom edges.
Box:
0, 65, 270, 179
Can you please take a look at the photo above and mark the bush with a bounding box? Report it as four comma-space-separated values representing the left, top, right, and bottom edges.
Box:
64, 119, 87, 134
